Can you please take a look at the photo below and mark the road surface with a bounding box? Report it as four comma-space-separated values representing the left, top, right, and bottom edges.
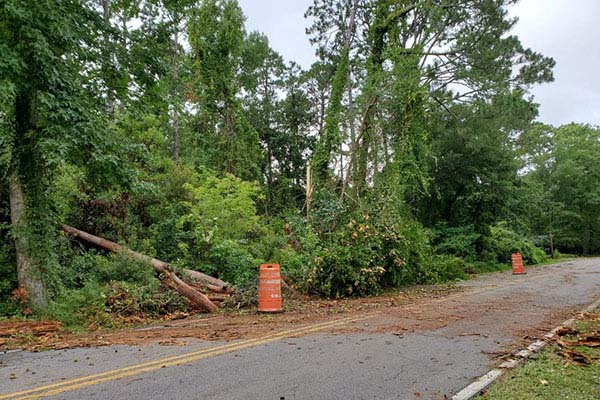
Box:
1, 258, 599, 400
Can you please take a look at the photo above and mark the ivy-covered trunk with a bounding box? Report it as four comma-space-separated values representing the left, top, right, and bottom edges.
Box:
10, 91, 48, 310
9, 172, 47, 310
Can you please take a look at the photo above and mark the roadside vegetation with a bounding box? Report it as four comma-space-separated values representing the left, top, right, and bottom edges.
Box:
477, 310, 600, 400
1, 0, 599, 329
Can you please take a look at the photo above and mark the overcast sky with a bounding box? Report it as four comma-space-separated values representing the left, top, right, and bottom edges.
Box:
237, 0, 600, 127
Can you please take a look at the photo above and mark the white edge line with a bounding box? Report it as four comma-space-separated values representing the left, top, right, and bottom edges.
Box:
0, 349, 23, 356
452, 370, 503, 400
451, 296, 600, 400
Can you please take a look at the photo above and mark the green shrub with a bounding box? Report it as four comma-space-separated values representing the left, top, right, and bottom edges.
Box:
179, 172, 264, 244
380, 219, 432, 287
310, 188, 349, 234
486, 222, 548, 265
272, 245, 311, 286
52, 250, 157, 292
425, 255, 468, 283
95, 254, 157, 286
468, 260, 510, 274
270, 214, 321, 288
432, 224, 479, 260
104, 281, 187, 317
302, 213, 433, 297
45, 282, 109, 329
203, 240, 259, 286
176, 171, 287, 286
0, 299, 22, 317
308, 236, 385, 297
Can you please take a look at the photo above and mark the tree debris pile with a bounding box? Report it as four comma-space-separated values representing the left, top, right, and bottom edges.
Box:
551, 312, 600, 367
0, 320, 62, 348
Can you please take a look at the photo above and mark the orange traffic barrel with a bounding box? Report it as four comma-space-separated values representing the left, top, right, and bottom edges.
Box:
511, 252, 526, 275
258, 263, 283, 312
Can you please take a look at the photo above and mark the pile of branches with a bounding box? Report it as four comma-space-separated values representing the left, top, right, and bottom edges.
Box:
552, 313, 600, 366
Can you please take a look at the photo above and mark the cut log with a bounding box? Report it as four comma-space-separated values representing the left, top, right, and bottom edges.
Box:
188, 281, 231, 294
182, 269, 229, 290
206, 293, 231, 302
60, 224, 218, 313
205, 283, 233, 294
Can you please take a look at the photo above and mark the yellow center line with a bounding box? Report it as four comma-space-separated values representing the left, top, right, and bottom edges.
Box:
0, 314, 373, 400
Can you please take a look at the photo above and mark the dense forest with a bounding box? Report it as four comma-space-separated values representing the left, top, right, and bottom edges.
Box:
1, 0, 599, 325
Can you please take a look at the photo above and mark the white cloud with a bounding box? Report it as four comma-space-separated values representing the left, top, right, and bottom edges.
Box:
511, 0, 600, 126
238, 0, 600, 126
238, 0, 315, 68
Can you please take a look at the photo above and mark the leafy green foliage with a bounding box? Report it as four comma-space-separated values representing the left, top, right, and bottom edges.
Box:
303, 187, 435, 297
517, 124, 600, 255
187, 0, 261, 180
425, 255, 469, 283
45, 282, 109, 329
180, 173, 263, 243
485, 222, 547, 265
0, 222, 16, 299
431, 225, 480, 261
177, 171, 281, 285
43, 249, 186, 328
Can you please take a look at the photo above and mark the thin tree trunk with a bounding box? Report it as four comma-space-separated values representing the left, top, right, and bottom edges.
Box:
313, 0, 359, 180
101, 0, 115, 116
118, 11, 127, 114
171, 27, 181, 164
341, 65, 356, 197
172, 111, 180, 164
9, 172, 48, 310
264, 70, 273, 214
306, 161, 313, 218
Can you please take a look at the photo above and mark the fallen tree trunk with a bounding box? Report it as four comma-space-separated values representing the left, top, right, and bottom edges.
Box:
182, 269, 229, 290
60, 224, 219, 313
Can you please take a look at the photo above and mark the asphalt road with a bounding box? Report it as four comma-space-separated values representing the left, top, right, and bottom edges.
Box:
2, 258, 600, 400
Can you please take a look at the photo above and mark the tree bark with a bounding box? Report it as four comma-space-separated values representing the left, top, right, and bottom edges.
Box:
9, 172, 48, 310
10, 89, 48, 310
182, 269, 230, 290
60, 224, 219, 313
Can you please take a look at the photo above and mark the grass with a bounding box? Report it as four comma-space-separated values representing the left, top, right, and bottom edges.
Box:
476, 308, 600, 400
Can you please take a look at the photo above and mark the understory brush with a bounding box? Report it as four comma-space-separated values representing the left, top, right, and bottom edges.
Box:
43, 250, 187, 329
0, 168, 550, 327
